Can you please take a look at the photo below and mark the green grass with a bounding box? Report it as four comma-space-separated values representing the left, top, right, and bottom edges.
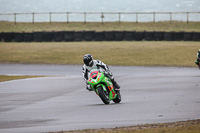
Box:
0, 21, 200, 32
0, 41, 199, 67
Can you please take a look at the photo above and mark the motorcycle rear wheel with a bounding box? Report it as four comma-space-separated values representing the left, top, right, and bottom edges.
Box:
97, 86, 110, 104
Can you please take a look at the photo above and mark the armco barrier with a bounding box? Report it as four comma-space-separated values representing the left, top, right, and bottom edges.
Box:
0, 31, 199, 42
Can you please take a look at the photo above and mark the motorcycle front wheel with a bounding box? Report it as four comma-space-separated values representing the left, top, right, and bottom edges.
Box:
97, 86, 110, 104
113, 91, 121, 103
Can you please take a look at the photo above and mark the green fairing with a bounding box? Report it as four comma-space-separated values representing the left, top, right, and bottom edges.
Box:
88, 70, 117, 100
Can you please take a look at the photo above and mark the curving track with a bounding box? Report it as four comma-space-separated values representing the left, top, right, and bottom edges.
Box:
0, 64, 200, 133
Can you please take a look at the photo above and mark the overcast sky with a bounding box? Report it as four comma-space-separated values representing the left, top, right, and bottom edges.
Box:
0, 0, 199, 13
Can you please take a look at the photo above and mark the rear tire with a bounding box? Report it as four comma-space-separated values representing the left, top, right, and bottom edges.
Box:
113, 91, 121, 103
97, 86, 110, 104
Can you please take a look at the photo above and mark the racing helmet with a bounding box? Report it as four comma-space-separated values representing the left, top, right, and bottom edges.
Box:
83, 54, 94, 67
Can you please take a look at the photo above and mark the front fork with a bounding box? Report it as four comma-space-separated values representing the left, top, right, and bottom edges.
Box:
96, 84, 117, 100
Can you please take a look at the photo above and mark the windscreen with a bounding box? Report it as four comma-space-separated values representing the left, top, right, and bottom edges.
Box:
89, 69, 99, 79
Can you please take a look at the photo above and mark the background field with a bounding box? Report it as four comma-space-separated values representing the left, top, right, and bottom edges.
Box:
0, 41, 199, 67
0, 21, 200, 32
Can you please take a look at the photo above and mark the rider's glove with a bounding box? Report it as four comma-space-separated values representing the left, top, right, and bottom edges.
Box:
104, 70, 113, 78
104, 70, 110, 76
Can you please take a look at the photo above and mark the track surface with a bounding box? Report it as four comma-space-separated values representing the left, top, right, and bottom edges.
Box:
0, 64, 200, 133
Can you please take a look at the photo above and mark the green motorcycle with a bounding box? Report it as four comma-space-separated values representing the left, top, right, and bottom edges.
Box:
87, 69, 121, 104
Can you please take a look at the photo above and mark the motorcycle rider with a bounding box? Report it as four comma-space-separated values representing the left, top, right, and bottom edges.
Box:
82, 54, 120, 91
195, 49, 200, 65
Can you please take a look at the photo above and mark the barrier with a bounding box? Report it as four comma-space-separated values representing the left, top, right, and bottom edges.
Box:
34, 32, 43, 42
84, 31, 95, 41
0, 32, 2, 41
193, 32, 200, 41
145, 32, 155, 41
23, 32, 33, 42
74, 31, 84, 41
124, 31, 135, 41
0, 31, 199, 42
13, 32, 23, 42
54, 31, 64, 42
2, 32, 13, 42
43, 32, 53, 42
164, 32, 173, 41
154, 32, 164, 41
105, 31, 114, 41
114, 31, 124, 41
184, 32, 193, 41
135, 31, 145, 41
95, 32, 105, 41
173, 32, 184, 41
64, 31, 74, 41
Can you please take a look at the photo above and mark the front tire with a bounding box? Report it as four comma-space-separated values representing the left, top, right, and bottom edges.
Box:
113, 91, 121, 103
97, 86, 110, 104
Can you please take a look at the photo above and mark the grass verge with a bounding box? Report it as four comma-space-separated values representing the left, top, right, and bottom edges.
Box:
49, 119, 200, 133
0, 41, 199, 67
0, 21, 200, 32
0, 75, 43, 82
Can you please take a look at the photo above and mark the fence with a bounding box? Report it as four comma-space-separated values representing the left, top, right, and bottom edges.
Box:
0, 12, 200, 24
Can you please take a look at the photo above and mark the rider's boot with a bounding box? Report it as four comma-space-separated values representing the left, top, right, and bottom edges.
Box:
195, 61, 199, 65
111, 79, 120, 91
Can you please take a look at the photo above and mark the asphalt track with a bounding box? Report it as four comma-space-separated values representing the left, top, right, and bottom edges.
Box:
0, 64, 200, 133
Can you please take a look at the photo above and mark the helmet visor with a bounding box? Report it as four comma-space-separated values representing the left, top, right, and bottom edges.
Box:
88, 60, 93, 66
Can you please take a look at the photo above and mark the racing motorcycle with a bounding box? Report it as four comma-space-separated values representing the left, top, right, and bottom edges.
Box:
87, 69, 121, 104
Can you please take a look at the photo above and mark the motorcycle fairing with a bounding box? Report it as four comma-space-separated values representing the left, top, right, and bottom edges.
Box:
88, 70, 116, 100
